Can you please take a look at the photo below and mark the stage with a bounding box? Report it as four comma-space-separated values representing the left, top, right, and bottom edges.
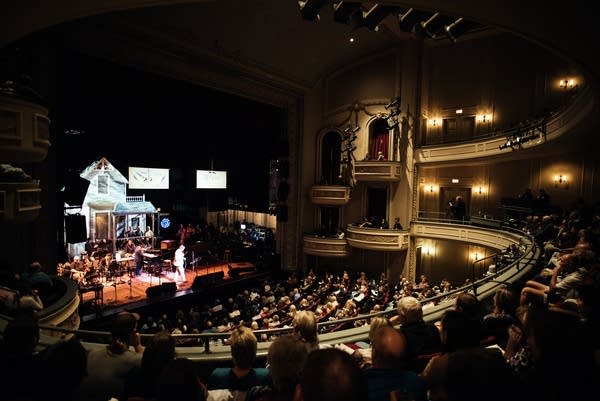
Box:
78, 262, 254, 314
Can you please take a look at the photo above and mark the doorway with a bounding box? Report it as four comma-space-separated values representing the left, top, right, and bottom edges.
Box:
440, 187, 471, 220
367, 187, 388, 224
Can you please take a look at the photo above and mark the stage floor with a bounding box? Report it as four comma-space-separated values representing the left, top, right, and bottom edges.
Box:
80, 263, 234, 309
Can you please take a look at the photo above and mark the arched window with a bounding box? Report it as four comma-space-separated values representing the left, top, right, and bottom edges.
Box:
369, 119, 389, 160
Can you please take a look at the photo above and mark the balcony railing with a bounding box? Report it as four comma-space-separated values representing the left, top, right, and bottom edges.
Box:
303, 234, 349, 257
309, 185, 351, 206
345, 225, 410, 251
353, 160, 403, 182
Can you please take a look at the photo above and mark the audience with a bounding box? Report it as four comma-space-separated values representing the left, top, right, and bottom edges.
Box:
157, 357, 207, 401
207, 325, 269, 399
295, 348, 368, 401
246, 334, 308, 401
73, 311, 144, 401
124, 330, 177, 400
364, 326, 427, 401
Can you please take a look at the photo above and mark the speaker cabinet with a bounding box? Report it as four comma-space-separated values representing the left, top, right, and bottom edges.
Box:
145, 285, 163, 298
192, 271, 224, 291
65, 214, 87, 243
161, 282, 177, 293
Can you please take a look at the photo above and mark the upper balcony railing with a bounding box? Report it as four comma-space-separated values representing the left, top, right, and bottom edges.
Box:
415, 84, 594, 164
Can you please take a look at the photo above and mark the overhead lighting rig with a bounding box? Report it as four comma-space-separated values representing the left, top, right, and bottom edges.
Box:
384, 97, 401, 130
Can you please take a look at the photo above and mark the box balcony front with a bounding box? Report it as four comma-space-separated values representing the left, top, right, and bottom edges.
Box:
346, 225, 409, 251
310, 185, 351, 206
303, 235, 349, 257
353, 161, 402, 182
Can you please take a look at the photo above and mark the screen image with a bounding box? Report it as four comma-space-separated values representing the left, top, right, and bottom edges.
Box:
196, 170, 227, 189
128, 167, 170, 189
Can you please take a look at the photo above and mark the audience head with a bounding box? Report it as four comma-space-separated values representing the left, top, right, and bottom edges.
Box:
141, 330, 177, 377
296, 348, 367, 401
439, 309, 480, 352
292, 310, 319, 351
370, 325, 408, 369
2, 310, 39, 354
38, 337, 88, 400
443, 348, 523, 401
492, 286, 517, 315
229, 325, 258, 369
368, 316, 391, 342
267, 334, 309, 396
454, 292, 481, 319
156, 358, 206, 401
110, 311, 139, 352
397, 296, 423, 324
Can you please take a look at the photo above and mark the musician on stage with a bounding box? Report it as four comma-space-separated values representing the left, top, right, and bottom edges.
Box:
173, 244, 187, 283
134, 245, 144, 276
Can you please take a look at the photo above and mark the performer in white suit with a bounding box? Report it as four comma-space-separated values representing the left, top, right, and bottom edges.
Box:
173, 244, 187, 283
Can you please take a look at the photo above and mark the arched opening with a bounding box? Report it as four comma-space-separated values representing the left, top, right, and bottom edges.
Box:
369, 118, 389, 160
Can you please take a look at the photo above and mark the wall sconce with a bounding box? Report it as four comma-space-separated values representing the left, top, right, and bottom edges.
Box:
476, 186, 484, 195
559, 79, 575, 89
477, 114, 490, 124
554, 174, 569, 189
425, 184, 437, 193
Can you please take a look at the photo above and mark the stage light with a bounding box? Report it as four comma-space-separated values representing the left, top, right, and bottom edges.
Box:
398, 8, 434, 34
333, 1, 363, 24
362, 4, 401, 31
444, 17, 481, 42
298, 0, 329, 21
420, 13, 455, 39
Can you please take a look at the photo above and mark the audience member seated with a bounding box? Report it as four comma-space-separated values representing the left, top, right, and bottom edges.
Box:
207, 325, 269, 400
36, 337, 88, 401
246, 334, 308, 401
481, 286, 518, 349
292, 310, 327, 353
124, 330, 176, 401
296, 348, 368, 401
391, 297, 442, 371
364, 326, 427, 401
73, 311, 144, 401
157, 357, 207, 401
0, 310, 41, 401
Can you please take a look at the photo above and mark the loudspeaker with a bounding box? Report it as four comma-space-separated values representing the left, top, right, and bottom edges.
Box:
146, 285, 163, 298
65, 214, 87, 243
161, 282, 177, 293
192, 271, 224, 291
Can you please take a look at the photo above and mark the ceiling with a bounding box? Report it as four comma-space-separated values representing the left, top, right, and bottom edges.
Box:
2, 1, 598, 94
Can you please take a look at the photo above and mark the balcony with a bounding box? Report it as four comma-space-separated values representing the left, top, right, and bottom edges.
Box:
353, 160, 402, 182
310, 185, 351, 206
346, 225, 409, 251
303, 235, 349, 257
0, 180, 42, 222
0, 91, 51, 164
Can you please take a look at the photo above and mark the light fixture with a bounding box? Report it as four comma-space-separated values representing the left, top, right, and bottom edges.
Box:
432, 119, 438, 127
455, 109, 463, 114
452, 178, 459, 184
333, 1, 363, 24
444, 17, 480, 42
362, 4, 400, 31
429, 185, 434, 193
554, 174, 569, 188
559, 79, 575, 89
477, 114, 489, 124
420, 12, 455, 38
478, 186, 482, 194
398, 8, 434, 33
298, 0, 329, 21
